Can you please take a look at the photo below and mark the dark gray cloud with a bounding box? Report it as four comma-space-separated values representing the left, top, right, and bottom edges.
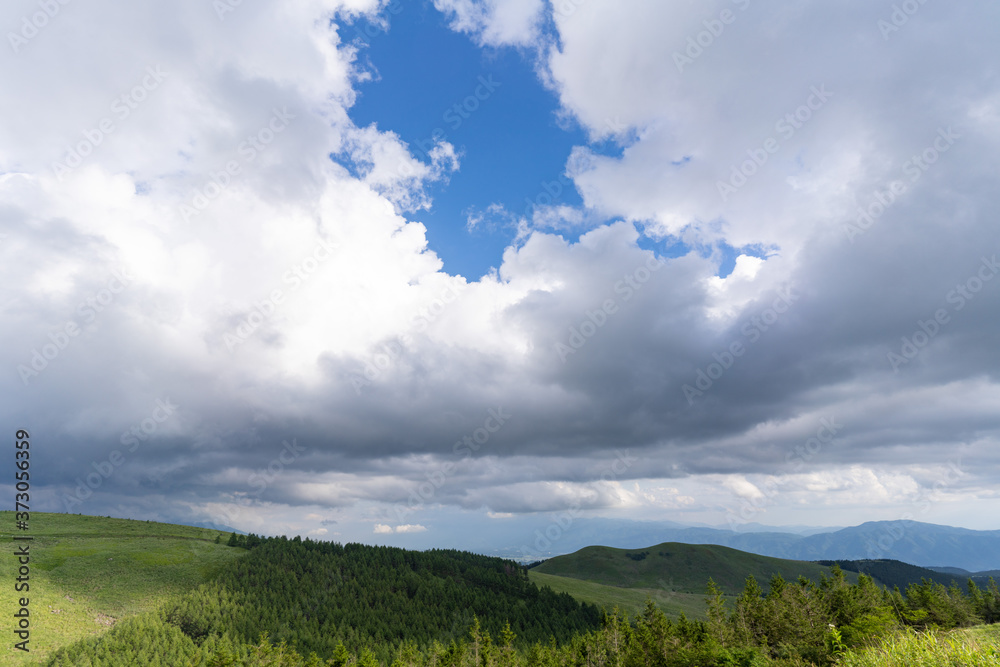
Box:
2, 0, 999, 545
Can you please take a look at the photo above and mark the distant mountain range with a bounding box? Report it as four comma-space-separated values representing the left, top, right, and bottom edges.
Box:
489, 518, 1000, 572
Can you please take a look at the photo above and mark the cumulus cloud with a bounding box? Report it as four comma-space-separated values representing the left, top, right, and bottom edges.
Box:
396, 524, 428, 533
2, 0, 999, 546
433, 0, 545, 47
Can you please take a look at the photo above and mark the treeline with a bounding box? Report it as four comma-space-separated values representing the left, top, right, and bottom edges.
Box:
44, 533, 601, 666
814, 558, 990, 592
42, 535, 1000, 667
701, 566, 1000, 665
208, 536, 602, 653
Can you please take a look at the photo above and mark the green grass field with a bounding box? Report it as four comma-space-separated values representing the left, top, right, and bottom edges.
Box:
0, 512, 241, 666
836, 625, 1000, 666
532, 541, 858, 595
528, 570, 730, 620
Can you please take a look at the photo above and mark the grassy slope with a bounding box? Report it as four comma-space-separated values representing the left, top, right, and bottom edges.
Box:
528, 570, 731, 621
0, 512, 241, 666
533, 542, 859, 595
837, 624, 1000, 666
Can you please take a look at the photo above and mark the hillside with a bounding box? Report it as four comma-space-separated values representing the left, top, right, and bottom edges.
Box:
527, 570, 726, 620
6, 514, 999, 667
816, 558, 996, 591
501, 519, 1000, 572
0, 512, 238, 666
34, 522, 602, 665
929, 566, 1000, 581
530, 542, 858, 595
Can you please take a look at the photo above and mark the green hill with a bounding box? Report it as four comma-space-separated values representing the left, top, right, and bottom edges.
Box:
3, 514, 998, 667
0, 512, 239, 666
0, 513, 604, 666
528, 570, 728, 620
531, 541, 858, 595
816, 559, 981, 591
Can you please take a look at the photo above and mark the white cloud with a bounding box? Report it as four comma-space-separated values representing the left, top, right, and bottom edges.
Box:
433, 0, 545, 47
396, 524, 428, 533
3, 0, 999, 544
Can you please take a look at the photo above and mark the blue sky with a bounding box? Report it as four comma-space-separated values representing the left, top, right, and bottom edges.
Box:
345, 2, 588, 279
342, 2, 761, 279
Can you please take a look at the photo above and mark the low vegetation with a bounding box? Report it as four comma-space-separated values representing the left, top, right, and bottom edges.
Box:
0, 512, 236, 665
530, 543, 859, 594
836, 626, 1000, 666
5, 515, 1000, 666
527, 570, 719, 620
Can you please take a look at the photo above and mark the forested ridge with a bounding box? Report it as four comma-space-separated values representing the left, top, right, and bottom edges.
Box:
43, 533, 601, 666
814, 558, 999, 592
41, 534, 1000, 666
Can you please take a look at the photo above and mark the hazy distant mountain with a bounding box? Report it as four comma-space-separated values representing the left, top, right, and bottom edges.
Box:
928, 566, 1000, 579
489, 519, 1000, 572
721, 522, 846, 536
782, 522, 1000, 572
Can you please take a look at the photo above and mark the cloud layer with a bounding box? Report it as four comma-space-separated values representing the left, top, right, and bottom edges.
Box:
2, 0, 999, 543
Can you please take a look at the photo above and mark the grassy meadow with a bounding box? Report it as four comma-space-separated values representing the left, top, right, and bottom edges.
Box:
2, 514, 999, 666
528, 569, 725, 620
0, 512, 239, 665
530, 541, 859, 594
836, 625, 1000, 666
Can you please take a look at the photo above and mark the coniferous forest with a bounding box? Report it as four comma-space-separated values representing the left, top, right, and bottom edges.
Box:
40, 533, 1000, 666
